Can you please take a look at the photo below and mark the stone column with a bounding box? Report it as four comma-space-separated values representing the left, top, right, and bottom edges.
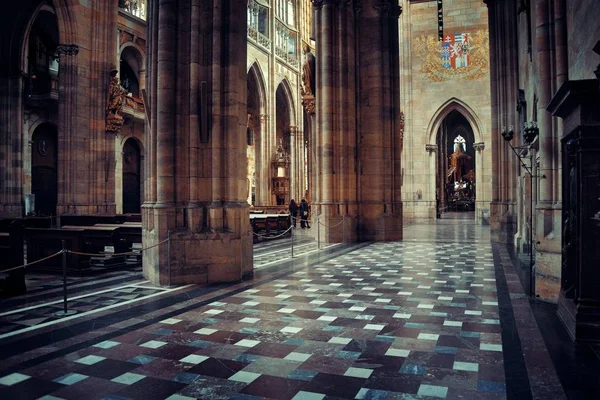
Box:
312, 0, 360, 242
0, 73, 24, 217
143, 0, 252, 286
257, 113, 270, 206
473, 142, 486, 224
357, 0, 403, 241
425, 144, 437, 221
485, 0, 519, 243
534, 0, 562, 300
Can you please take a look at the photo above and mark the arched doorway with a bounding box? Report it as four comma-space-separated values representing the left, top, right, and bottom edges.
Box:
437, 110, 476, 216
31, 123, 58, 216
275, 81, 293, 205
119, 45, 144, 97
122, 138, 141, 214
247, 62, 267, 206
247, 66, 260, 206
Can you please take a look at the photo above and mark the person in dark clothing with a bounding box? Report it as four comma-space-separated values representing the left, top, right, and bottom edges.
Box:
288, 199, 298, 227
300, 198, 310, 229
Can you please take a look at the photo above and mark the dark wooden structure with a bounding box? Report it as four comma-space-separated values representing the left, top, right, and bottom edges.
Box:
549, 79, 600, 343
250, 214, 291, 242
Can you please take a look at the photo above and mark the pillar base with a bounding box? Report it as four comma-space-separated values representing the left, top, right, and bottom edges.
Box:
534, 204, 562, 302
357, 202, 403, 242
142, 203, 253, 286
558, 292, 600, 343
490, 201, 516, 244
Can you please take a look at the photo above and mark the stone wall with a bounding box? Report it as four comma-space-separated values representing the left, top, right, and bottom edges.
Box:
400, 0, 492, 224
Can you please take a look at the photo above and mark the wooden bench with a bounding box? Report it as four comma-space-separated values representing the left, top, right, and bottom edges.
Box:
93, 223, 142, 250
0, 221, 26, 296
26, 227, 86, 272
26, 225, 128, 273
250, 213, 291, 242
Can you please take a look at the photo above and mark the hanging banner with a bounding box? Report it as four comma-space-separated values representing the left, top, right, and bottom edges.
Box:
437, 0, 444, 41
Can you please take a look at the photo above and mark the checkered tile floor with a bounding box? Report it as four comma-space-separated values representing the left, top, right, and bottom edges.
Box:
0, 235, 510, 400
0, 285, 168, 336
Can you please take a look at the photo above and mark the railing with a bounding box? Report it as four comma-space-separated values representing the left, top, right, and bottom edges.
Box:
119, 0, 147, 21
247, 0, 271, 51
275, 19, 299, 69
122, 95, 145, 118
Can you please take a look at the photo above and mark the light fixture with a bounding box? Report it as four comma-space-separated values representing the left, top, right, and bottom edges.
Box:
501, 125, 514, 142
500, 123, 537, 299
523, 121, 539, 144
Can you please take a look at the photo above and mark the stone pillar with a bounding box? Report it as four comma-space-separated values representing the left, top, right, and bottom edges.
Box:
473, 142, 487, 224
312, 0, 360, 242
534, 0, 562, 300
143, 0, 252, 286
257, 113, 270, 206
357, 0, 403, 241
425, 144, 437, 220
485, 0, 519, 243
0, 74, 24, 217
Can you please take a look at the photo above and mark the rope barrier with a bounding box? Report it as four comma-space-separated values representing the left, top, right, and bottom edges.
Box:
317, 216, 345, 229
0, 236, 171, 274
252, 224, 294, 239
0, 250, 65, 274
67, 237, 170, 257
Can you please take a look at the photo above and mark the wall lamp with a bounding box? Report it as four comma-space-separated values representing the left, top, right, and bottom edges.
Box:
500, 121, 539, 298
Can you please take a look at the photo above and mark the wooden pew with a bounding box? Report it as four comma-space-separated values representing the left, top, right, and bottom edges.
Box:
0, 220, 26, 296
26, 227, 87, 272
93, 223, 142, 250
249, 213, 291, 242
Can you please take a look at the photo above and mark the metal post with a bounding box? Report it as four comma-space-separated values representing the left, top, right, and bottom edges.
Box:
530, 175, 534, 298
317, 215, 321, 250
342, 215, 345, 242
54, 240, 76, 316
167, 230, 171, 287
291, 226, 294, 258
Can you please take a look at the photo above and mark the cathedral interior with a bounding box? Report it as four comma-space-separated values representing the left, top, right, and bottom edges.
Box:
0, 0, 599, 399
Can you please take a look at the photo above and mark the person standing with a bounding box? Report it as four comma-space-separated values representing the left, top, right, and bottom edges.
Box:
288, 199, 298, 227
300, 198, 310, 229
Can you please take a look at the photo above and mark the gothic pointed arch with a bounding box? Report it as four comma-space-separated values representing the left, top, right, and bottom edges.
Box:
427, 98, 483, 145
275, 78, 297, 127
247, 61, 267, 115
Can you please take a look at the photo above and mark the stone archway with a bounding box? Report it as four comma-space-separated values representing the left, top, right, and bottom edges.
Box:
274, 79, 296, 205
436, 110, 476, 216
426, 98, 487, 223
247, 62, 267, 206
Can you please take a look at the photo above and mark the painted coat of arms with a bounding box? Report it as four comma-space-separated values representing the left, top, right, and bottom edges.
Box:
415, 30, 489, 82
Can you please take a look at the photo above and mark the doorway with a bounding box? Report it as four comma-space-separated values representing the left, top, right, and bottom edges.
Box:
122, 138, 141, 213
31, 123, 58, 216
436, 110, 476, 217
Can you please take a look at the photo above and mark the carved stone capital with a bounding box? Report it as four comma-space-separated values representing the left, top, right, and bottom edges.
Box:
425, 144, 437, 153
56, 44, 79, 56
373, 0, 401, 17
473, 142, 486, 152
302, 96, 316, 115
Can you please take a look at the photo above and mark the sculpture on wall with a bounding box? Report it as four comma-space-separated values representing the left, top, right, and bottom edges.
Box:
106, 70, 126, 133
301, 43, 316, 115
301, 43, 316, 97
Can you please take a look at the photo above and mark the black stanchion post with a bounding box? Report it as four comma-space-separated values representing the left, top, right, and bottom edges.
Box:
291, 226, 294, 258
54, 240, 77, 317
167, 230, 171, 286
